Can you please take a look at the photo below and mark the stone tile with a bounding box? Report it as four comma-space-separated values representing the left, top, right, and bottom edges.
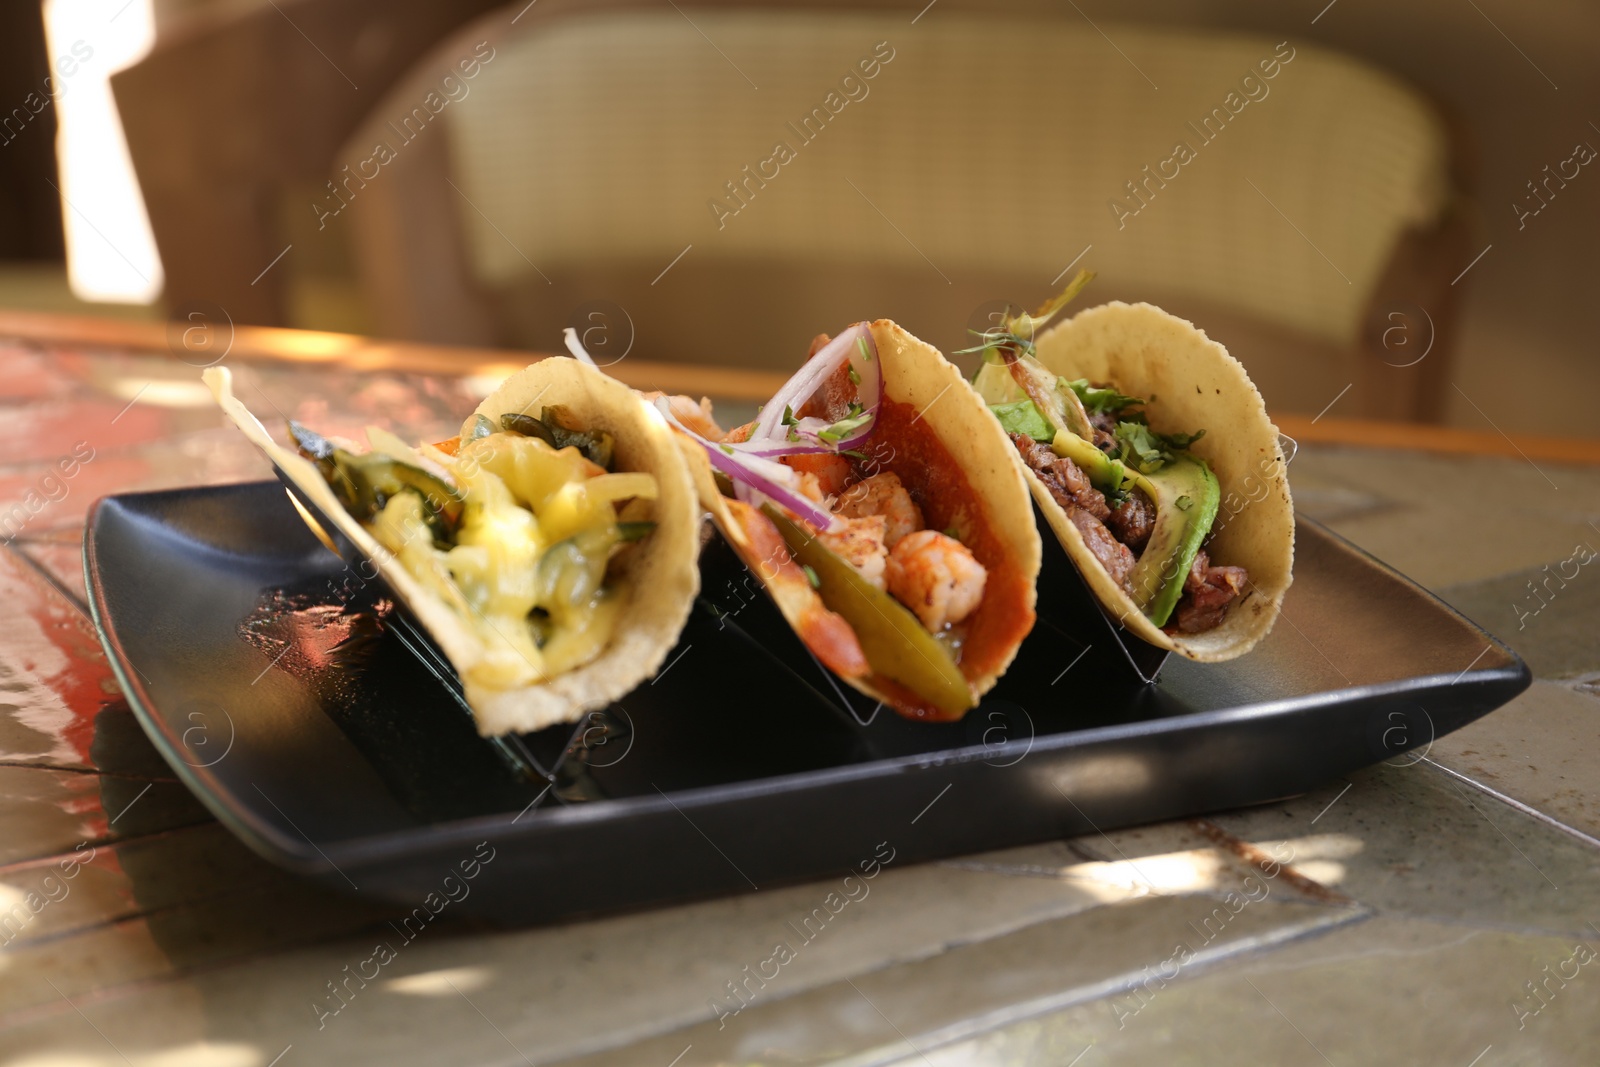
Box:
0, 822, 299, 949
0, 826, 1353, 1066
554, 894, 1361, 1067
0, 873, 398, 1018
894, 916, 1600, 1067
1284, 482, 1391, 525
0, 767, 211, 868
1286, 447, 1600, 590
1440, 561, 1600, 679
1209, 760, 1600, 938
1427, 681, 1600, 843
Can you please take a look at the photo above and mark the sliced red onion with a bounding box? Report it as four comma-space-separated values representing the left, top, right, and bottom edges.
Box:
791, 413, 874, 450
726, 421, 868, 457
652, 324, 881, 533
563, 327, 598, 367
750, 323, 880, 447
653, 398, 841, 532
725, 437, 839, 460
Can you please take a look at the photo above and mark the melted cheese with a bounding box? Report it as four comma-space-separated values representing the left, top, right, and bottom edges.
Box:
369, 432, 652, 693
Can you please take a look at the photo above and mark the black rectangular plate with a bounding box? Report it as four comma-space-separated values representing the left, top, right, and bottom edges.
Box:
85, 481, 1529, 924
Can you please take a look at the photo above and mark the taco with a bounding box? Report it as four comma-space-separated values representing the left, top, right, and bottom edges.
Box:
651, 320, 1041, 721
204, 360, 700, 735
968, 272, 1294, 661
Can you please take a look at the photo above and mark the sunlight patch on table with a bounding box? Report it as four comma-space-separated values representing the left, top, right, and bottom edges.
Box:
9, 1041, 258, 1067
385, 963, 492, 996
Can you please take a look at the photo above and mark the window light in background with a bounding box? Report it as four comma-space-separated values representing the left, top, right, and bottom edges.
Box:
42, 0, 163, 304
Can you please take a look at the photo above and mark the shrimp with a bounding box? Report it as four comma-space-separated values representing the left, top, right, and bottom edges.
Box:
784, 452, 854, 499
835, 472, 924, 547
886, 530, 987, 631
793, 471, 827, 503
820, 514, 889, 589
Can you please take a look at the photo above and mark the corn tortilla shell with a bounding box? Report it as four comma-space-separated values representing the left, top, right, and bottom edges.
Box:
205, 361, 700, 736
1028, 301, 1294, 660
682, 320, 1041, 713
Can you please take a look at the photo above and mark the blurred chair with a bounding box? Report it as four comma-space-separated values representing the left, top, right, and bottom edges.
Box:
111, 0, 508, 324
122, 1, 1472, 421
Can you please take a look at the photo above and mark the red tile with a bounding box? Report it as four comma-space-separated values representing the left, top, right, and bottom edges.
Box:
0, 546, 121, 769
0, 343, 82, 401
0, 399, 169, 465
8, 539, 88, 605
0, 454, 153, 540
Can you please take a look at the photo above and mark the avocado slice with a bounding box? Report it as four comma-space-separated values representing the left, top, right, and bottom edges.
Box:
1049, 429, 1141, 500
1048, 431, 1219, 628
1123, 456, 1219, 626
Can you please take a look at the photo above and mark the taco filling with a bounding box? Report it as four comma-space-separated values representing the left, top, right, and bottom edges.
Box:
288, 407, 657, 691
969, 273, 1248, 635
653, 321, 1033, 719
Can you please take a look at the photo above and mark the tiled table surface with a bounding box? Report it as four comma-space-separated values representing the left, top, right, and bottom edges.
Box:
1, 338, 1597, 1067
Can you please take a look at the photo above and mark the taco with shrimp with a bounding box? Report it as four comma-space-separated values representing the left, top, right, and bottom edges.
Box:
204, 359, 700, 736
967, 271, 1294, 661
648, 320, 1041, 722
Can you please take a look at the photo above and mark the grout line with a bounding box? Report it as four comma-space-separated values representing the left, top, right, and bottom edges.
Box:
1, 539, 93, 620
0, 762, 177, 782
1421, 756, 1600, 852
1423, 760, 1562, 888
821, 904, 1369, 1067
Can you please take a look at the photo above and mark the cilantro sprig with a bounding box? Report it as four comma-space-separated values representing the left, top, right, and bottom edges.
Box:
955, 329, 1036, 360
1063, 378, 1145, 416
818, 402, 871, 443
1113, 421, 1206, 474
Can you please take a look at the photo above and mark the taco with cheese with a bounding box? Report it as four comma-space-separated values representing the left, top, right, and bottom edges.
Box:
205, 359, 700, 735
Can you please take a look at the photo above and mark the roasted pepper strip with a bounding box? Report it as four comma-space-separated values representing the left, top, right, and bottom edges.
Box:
764, 506, 973, 718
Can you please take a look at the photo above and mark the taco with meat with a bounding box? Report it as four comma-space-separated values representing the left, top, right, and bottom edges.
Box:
204, 360, 700, 735
650, 320, 1041, 721
967, 271, 1294, 661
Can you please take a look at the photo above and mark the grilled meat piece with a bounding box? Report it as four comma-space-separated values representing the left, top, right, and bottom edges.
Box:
1066, 506, 1135, 590
1012, 434, 1110, 520
1170, 549, 1249, 633
1107, 490, 1155, 551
